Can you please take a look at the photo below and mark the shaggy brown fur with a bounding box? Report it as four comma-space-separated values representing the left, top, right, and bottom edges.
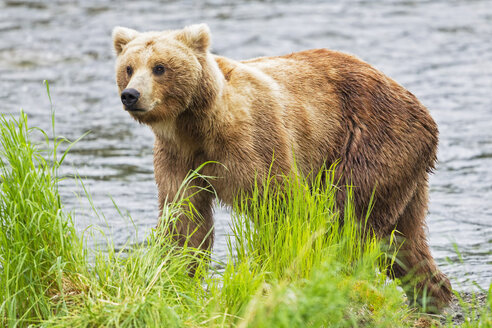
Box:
113, 24, 452, 311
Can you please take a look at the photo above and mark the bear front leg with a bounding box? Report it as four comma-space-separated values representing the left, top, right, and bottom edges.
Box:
156, 174, 215, 252
153, 142, 215, 253
171, 185, 214, 251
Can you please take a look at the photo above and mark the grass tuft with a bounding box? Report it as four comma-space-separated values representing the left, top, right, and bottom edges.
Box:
0, 111, 85, 326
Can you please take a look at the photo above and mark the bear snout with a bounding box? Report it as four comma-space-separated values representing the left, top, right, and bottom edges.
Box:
121, 88, 141, 110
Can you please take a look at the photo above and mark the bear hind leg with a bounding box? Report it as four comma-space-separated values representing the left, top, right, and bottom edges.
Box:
390, 182, 453, 312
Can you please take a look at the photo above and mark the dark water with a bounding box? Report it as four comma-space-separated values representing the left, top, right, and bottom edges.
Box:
0, 0, 490, 289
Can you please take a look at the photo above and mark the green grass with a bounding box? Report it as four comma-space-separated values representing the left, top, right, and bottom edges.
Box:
0, 110, 490, 327
0, 111, 86, 326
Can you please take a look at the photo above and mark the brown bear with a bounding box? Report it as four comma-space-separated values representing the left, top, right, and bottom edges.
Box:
112, 24, 452, 311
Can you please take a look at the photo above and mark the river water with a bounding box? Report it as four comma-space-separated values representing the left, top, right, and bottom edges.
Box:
0, 0, 490, 289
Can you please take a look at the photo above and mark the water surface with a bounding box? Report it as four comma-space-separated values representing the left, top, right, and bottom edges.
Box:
0, 0, 490, 289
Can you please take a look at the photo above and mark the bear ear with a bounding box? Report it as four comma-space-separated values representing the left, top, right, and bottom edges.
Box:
175, 24, 211, 53
112, 26, 139, 55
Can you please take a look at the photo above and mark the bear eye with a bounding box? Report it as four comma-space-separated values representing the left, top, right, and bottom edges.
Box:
126, 65, 133, 76
152, 64, 165, 76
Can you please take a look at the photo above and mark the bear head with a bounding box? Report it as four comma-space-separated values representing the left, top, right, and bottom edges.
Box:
112, 24, 218, 126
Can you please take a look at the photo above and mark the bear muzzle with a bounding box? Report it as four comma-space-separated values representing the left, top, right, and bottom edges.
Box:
121, 88, 143, 112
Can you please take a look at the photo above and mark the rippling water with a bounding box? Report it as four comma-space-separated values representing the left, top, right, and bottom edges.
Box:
0, 0, 490, 289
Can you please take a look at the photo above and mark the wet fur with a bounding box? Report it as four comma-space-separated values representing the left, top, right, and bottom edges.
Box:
113, 24, 452, 311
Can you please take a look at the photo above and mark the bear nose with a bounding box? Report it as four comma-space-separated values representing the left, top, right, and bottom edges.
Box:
121, 88, 140, 108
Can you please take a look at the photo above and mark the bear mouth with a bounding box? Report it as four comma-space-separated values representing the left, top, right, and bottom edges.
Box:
125, 107, 146, 113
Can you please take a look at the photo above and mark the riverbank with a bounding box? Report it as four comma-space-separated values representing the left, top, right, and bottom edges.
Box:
411, 292, 490, 327
441, 292, 490, 326
0, 112, 490, 327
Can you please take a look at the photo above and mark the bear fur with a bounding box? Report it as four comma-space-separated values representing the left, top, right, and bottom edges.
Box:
112, 24, 452, 311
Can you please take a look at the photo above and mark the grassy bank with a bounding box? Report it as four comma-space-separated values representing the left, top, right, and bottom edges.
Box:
0, 112, 490, 327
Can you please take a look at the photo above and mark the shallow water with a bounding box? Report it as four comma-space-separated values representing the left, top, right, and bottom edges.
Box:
0, 0, 490, 289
